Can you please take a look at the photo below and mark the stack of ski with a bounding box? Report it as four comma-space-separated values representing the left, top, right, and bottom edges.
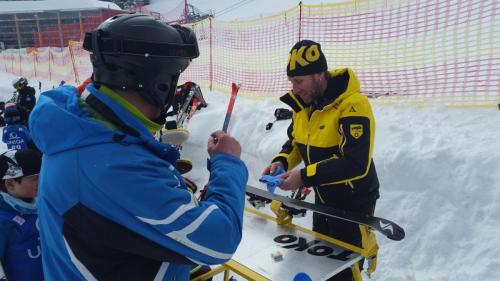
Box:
161, 82, 207, 145
159, 82, 207, 174
176, 83, 207, 129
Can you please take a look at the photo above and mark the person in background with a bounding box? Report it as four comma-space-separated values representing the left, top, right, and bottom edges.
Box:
0, 149, 43, 281
29, 13, 248, 281
262, 40, 380, 281
2, 104, 33, 151
11, 77, 36, 125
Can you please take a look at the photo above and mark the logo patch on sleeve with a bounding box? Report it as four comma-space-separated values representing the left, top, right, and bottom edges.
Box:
350, 124, 363, 139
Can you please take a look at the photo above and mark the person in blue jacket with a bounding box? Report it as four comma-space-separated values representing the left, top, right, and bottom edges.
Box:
11, 77, 37, 125
29, 14, 248, 281
0, 149, 43, 281
2, 104, 32, 150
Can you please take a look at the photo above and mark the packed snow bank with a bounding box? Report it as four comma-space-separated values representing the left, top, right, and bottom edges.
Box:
182, 91, 500, 281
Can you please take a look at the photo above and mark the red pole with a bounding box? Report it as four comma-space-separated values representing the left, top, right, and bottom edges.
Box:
18, 50, 22, 76
68, 44, 79, 84
222, 83, 240, 133
2, 52, 8, 72
48, 48, 52, 81
33, 48, 37, 78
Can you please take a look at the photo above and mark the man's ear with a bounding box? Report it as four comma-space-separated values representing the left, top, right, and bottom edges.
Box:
4, 179, 16, 193
313, 72, 325, 82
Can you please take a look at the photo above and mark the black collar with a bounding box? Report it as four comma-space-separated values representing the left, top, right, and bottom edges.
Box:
315, 70, 350, 110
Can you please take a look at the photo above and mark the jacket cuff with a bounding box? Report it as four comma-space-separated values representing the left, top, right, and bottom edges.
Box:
271, 155, 288, 171
301, 164, 319, 187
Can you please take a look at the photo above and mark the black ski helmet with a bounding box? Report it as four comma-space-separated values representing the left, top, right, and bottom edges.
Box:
12, 77, 28, 89
82, 13, 199, 111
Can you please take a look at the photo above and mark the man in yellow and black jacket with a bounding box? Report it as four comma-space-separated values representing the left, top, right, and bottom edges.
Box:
263, 40, 380, 281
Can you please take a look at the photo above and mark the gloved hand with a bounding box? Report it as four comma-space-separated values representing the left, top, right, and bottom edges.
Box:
259, 166, 285, 193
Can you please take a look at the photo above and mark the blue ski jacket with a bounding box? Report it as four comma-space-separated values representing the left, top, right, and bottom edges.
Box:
0, 196, 43, 281
29, 84, 248, 281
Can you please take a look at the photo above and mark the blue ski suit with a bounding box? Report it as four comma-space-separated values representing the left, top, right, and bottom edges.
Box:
29, 84, 248, 281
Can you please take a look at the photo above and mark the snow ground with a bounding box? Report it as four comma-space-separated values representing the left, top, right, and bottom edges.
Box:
0, 72, 499, 280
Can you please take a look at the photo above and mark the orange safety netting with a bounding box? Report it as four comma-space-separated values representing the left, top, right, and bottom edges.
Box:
0, 0, 498, 107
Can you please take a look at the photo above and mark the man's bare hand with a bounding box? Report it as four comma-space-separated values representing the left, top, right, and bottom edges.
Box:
262, 161, 284, 176
207, 130, 241, 158
277, 169, 303, 191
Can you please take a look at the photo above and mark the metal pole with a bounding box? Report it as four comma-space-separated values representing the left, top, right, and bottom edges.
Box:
14, 14, 22, 48
57, 11, 64, 47
35, 14, 43, 47
298, 1, 302, 41
78, 11, 84, 40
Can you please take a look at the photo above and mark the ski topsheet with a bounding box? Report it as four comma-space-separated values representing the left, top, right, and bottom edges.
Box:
246, 185, 405, 241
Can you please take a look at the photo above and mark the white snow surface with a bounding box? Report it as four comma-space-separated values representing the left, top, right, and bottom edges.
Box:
0, 72, 499, 281
1, 0, 500, 279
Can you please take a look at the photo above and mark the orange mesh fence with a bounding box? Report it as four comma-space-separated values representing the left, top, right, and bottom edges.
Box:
168, 0, 500, 107
68, 41, 93, 84
297, 0, 499, 107
0, 0, 498, 107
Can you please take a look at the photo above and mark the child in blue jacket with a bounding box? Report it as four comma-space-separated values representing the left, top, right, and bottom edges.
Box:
2, 104, 31, 150
0, 149, 43, 281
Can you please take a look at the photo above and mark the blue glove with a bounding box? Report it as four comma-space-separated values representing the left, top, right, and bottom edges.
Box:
259, 166, 285, 194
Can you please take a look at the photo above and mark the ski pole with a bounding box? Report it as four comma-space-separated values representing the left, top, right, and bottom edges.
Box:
222, 82, 240, 133
203, 83, 241, 201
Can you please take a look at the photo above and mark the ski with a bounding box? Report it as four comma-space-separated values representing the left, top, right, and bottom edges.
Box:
191, 83, 207, 108
176, 87, 197, 128
246, 185, 405, 241
161, 82, 207, 145
222, 82, 240, 132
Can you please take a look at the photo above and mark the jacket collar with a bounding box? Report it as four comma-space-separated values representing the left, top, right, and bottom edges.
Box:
82, 84, 180, 164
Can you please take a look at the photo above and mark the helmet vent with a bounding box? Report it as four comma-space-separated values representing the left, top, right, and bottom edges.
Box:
157, 83, 168, 92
